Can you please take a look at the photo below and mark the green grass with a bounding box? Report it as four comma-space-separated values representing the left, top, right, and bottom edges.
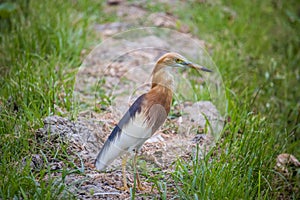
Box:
0, 0, 105, 199
171, 1, 300, 199
170, 1, 300, 199
172, 105, 281, 199
1, 0, 299, 199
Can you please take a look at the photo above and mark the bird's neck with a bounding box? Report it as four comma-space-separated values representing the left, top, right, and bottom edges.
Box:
148, 68, 174, 115
151, 68, 175, 92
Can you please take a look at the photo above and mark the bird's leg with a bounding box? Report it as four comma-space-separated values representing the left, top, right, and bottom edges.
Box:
118, 154, 129, 191
133, 150, 145, 191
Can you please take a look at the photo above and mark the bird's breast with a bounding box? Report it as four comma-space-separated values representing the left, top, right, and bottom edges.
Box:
142, 85, 172, 132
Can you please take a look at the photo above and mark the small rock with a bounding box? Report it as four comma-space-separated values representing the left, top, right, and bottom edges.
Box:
147, 12, 190, 33
107, 0, 123, 6
22, 154, 44, 170
276, 153, 300, 174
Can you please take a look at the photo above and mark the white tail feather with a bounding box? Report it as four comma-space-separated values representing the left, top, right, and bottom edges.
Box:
95, 114, 152, 170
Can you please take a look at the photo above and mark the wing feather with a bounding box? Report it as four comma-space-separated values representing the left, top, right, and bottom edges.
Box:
95, 87, 171, 171
95, 94, 149, 170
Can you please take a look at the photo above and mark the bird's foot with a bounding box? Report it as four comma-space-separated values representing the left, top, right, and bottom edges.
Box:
137, 184, 145, 191
118, 185, 145, 191
118, 182, 145, 191
118, 185, 130, 191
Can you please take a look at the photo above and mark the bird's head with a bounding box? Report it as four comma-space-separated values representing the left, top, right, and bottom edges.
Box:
154, 52, 212, 73
151, 52, 212, 89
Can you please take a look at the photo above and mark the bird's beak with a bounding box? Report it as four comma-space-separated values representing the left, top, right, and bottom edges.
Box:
186, 62, 212, 72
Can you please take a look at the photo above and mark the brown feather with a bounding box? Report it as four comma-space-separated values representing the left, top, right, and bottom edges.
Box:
152, 52, 186, 74
140, 53, 184, 133
142, 84, 173, 133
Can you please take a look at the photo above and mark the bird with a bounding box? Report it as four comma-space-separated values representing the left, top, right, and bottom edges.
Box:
94, 52, 212, 190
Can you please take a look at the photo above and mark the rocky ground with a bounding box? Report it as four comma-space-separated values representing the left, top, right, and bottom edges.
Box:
37, 101, 222, 199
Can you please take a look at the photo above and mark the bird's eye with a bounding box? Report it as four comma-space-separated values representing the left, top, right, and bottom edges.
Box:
175, 58, 182, 63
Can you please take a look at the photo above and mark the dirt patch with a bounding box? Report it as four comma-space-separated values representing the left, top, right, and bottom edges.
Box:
37, 99, 222, 199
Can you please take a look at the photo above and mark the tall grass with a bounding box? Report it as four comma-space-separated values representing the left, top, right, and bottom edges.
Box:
0, 0, 103, 199
170, 0, 300, 198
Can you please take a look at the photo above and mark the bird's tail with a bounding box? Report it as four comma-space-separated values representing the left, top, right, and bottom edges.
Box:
95, 138, 125, 171
95, 123, 149, 170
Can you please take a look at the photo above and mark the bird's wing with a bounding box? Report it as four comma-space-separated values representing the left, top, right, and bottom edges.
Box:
95, 92, 169, 171
95, 94, 150, 170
